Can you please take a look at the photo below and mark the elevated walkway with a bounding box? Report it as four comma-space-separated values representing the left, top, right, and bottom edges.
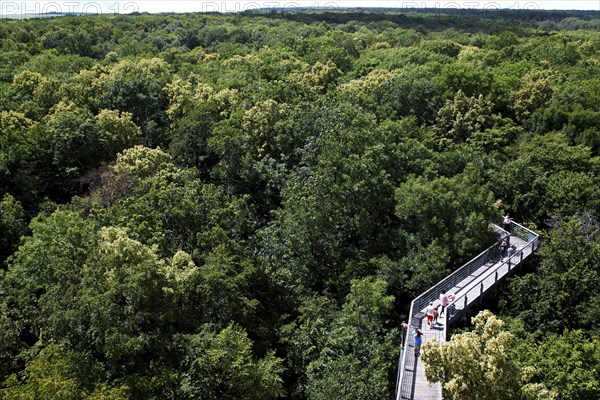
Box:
395, 222, 539, 400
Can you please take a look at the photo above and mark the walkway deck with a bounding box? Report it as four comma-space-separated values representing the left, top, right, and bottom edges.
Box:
396, 223, 539, 400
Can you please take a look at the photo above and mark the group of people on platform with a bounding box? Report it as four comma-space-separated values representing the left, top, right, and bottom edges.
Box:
403, 214, 517, 358
498, 240, 517, 262
404, 290, 455, 357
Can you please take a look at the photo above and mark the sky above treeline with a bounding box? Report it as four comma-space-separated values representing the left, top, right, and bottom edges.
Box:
3, 0, 599, 16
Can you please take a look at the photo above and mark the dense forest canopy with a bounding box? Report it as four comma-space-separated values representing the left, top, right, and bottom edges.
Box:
0, 8, 599, 399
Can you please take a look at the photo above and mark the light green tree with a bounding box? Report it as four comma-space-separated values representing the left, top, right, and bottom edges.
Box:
434, 90, 495, 149
11, 70, 61, 119
242, 99, 289, 159
1, 343, 126, 400
293, 60, 343, 93
78, 227, 176, 373
96, 58, 172, 146
510, 70, 555, 121
95, 109, 142, 156
422, 310, 558, 400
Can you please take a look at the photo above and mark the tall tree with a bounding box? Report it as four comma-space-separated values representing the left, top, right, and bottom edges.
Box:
422, 310, 557, 400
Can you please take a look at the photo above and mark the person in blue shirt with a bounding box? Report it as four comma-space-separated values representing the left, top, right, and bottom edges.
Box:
413, 328, 423, 356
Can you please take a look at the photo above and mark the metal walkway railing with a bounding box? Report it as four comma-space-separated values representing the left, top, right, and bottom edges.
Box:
395, 221, 539, 400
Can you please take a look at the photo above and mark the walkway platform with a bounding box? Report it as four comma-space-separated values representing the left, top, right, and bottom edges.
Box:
396, 223, 539, 400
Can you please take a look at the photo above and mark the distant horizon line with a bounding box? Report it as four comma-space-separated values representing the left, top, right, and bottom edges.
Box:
5, 6, 600, 15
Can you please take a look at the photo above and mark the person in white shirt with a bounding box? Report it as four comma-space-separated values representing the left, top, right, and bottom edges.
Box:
426, 302, 435, 328
503, 213, 513, 233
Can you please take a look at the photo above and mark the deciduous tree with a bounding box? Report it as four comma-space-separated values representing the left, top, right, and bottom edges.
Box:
422, 310, 557, 400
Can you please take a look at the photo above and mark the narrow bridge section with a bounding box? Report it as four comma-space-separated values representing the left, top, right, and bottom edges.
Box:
396, 222, 539, 400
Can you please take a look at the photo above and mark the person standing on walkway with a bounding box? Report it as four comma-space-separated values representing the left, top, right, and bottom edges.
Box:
499, 240, 508, 262
413, 328, 422, 356
426, 302, 435, 328
498, 240, 508, 262
440, 290, 448, 317
503, 213, 513, 233
507, 244, 517, 259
